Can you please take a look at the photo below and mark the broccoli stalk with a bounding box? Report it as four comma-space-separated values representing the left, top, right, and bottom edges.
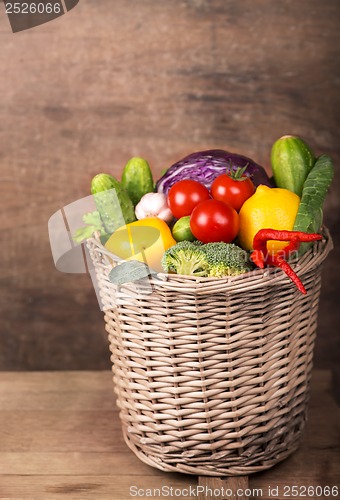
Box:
161, 241, 209, 276
202, 242, 252, 277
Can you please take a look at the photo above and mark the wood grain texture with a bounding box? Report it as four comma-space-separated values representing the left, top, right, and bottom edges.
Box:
198, 476, 249, 499
0, 370, 338, 500
0, 0, 339, 370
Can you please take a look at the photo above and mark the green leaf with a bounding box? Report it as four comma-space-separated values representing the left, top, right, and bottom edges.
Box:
82, 210, 103, 227
72, 210, 108, 244
72, 225, 98, 244
108, 260, 157, 285
293, 154, 334, 255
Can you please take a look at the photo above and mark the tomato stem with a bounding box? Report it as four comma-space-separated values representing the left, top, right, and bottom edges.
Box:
226, 161, 249, 181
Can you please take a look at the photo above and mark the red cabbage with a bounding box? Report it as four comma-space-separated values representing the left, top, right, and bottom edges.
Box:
156, 149, 273, 194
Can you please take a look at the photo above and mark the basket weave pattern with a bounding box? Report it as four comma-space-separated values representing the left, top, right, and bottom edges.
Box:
87, 229, 332, 476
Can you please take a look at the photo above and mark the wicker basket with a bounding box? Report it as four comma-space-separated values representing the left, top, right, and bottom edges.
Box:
87, 228, 332, 477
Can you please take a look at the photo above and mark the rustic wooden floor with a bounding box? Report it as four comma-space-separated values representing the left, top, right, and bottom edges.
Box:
0, 370, 339, 500
0, 0, 339, 371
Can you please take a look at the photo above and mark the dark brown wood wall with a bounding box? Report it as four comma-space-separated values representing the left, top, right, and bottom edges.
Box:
0, 0, 339, 371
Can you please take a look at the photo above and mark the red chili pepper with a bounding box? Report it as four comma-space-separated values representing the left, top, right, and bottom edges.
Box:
251, 229, 322, 294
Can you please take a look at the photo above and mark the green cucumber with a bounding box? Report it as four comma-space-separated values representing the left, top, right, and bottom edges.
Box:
293, 154, 334, 255
271, 135, 315, 196
121, 157, 154, 206
91, 173, 136, 233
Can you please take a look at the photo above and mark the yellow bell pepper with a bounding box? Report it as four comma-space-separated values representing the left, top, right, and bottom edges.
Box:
104, 217, 176, 272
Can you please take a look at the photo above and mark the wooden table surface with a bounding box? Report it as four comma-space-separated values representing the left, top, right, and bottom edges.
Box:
0, 370, 339, 500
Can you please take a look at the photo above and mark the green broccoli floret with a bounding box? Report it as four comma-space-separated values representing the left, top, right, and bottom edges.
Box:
161, 241, 209, 276
202, 242, 253, 278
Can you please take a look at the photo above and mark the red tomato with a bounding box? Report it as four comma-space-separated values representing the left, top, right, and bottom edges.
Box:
167, 180, 210, 219
190, 199, 239, 243
211, 173, 255, 212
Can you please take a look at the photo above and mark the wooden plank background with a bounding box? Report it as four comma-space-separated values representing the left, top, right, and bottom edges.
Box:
0, 0, 339, 371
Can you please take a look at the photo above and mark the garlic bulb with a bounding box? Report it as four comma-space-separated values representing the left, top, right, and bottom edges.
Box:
135, 192, 173, 223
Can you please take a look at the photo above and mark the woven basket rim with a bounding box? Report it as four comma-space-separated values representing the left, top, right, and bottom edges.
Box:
88, 226, 332, 293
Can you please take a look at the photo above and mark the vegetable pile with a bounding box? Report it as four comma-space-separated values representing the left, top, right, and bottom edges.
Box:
74, 137, 334, 294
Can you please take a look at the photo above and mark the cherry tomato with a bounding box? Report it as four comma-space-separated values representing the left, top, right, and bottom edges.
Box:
167, 180, 210, 219
211, 173, 255, 212
190, 199, 239, 243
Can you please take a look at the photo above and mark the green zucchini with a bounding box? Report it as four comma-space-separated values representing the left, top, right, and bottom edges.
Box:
293, 155, 334, 255
271, 135, 315, 196
121, 157, 154, 206
91, 173, 136, 233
